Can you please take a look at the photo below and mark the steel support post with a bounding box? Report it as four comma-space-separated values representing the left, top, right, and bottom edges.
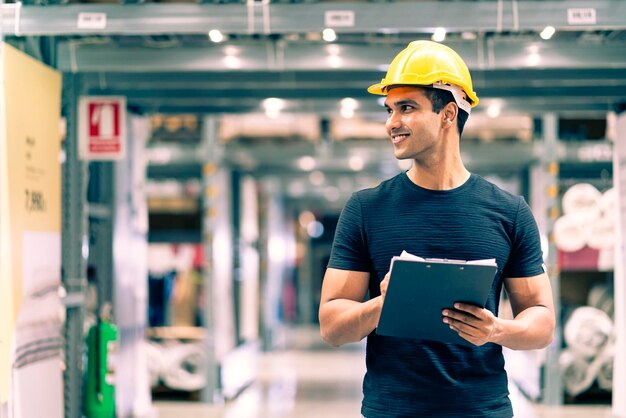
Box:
200, 116, 222, 403
61, 73, 88, 418
540, 113, 563, 405
612, 106, 626, 418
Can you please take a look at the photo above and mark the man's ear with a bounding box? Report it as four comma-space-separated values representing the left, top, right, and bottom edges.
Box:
442, 102, 458, 126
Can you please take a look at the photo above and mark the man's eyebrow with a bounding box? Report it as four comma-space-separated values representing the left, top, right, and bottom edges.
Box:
385, 99, 419, 108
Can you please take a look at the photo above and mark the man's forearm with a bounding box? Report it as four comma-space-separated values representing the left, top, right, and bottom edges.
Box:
491, 306, 555, 350
319, 296, 383, 347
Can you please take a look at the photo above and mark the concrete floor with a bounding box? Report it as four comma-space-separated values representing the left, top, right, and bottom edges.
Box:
155, 328, 613, 418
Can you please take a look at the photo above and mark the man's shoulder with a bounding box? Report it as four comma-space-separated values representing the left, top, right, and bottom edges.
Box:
471, 174, 523, 209
354, 173, 404, 202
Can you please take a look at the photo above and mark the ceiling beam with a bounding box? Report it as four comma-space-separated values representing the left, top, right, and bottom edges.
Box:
81, 67, 626, 115
3, 1, 626, 36
56, 38, 626, 73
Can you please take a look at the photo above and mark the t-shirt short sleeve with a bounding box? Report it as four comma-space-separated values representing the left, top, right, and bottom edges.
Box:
327, 193, 370, 272
503, 197, 545, 278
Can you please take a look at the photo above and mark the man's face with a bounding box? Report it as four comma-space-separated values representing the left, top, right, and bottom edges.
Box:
383, 87, 444, 161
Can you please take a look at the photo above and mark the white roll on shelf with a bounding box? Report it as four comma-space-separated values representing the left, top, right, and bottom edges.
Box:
564, 306, 613, 359
587, 216, 615, 251
560, 349, 593, 397
145, 342, 164, 388
553, 215, 589, 253
598, 187, 616, 221
597, 345, 614, 391
160, 343, 207, 391
561, 183, 602, 225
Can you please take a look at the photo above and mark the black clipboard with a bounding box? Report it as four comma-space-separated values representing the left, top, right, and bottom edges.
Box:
376, 257, 498, 346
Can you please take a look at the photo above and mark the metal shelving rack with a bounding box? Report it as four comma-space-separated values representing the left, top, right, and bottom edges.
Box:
612, 106, 626, 418
61, 73, 88, 418
200, 116, 222, 403
539, 113, 563, 405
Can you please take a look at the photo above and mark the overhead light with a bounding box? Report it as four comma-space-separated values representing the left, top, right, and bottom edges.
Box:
322, 28, 337, 42
208, 29, 224, 43
461, 31, 477, 40
540, 26, 556, 40
377, 97, 386, 107
263, 97, 284, 109
340, 97, 358, 118
486, 103, 502, 118
262, 97, 285, 119
341, 97, 359, 110
340, 108, 355, 119
309, 170, 326, 186
349, 156, 365, 171
298, 156, 316, 171
431, 27, 446, 42
223, 55, 241, 69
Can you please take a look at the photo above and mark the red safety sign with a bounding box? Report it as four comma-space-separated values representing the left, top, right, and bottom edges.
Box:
79, 96, 126, 160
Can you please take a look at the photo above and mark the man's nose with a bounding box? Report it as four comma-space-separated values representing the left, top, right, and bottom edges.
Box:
386, 111, 401, 131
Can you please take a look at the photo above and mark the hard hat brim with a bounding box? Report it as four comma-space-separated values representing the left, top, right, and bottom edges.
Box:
367, 82, 387, 95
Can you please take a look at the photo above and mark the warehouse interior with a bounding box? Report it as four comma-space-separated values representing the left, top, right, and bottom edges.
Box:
1, 1, 626, 417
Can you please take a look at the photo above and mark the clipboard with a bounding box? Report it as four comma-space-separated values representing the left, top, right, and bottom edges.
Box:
376, 255, 498, 346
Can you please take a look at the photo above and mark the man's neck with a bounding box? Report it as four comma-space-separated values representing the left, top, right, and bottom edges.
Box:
406, 161, 470, 191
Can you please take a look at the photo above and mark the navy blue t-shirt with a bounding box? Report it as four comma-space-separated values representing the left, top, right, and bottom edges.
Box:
327, 172, 545, 418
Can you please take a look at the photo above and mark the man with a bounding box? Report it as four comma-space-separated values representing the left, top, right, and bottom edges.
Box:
319, 41, 555, 418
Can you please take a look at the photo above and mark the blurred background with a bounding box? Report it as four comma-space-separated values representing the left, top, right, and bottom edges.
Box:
0, 1, 625, 417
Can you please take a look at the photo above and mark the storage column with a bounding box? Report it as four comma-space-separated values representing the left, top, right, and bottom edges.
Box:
200, 116, 221, 403
613, 106, 626, 418
61, 73, 88, 418
541, 113, 563, 405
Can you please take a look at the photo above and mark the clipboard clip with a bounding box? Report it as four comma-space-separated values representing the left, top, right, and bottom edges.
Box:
424, 258, 467, 264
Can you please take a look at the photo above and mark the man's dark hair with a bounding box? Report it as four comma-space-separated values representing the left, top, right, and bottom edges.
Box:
422, 88, 469, 136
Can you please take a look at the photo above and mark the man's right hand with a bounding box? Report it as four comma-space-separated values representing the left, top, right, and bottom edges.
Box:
380, 271, 391, 304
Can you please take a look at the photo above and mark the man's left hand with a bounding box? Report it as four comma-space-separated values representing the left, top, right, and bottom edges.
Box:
442, 303, 499, 346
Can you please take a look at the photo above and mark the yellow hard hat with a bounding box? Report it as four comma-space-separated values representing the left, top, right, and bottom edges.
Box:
368, 40, 479, 113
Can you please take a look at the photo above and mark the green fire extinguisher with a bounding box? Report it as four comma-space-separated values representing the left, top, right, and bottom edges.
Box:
84, 305, 118, 418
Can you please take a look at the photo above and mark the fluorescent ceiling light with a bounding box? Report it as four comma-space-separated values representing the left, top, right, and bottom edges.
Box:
349, 156, 365, 171
298, 156, 316, 171
322, 28, 337, 42
341, 97, 359, 110
340, 107, 355, 119
540, 26, 556, 40
208, 29, 224, 43
309, 170, 326, 186
431, 27, 446, 42
262, 97, 285, 111
487, 103, 502, 118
